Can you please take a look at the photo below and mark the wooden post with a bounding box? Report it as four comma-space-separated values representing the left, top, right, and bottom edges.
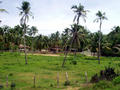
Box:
85, 72, 88, 83
33, 75, 36, 88
6, 75, 8, 88
65, 72, 68, 81
57, 72, 59, 88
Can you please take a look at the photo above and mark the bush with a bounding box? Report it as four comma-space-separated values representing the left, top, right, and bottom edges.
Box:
9, 73, 13, 76
0, 84, 4, 89
90, 74, 99, 83
70, 60, 77, 65
117, 63, 120, 67
64, 80, 70, 86
93, 80, 112, 89
11, 82, 16, 90
50, 83, 53, 87
91, 67, 118, 83
113, 76, 120, 85
104, 67, 117, 80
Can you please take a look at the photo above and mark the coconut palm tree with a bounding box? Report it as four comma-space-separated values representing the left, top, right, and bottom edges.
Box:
62, 3, 88, 67
94, 11, 107, 64
17, 1, 33, 64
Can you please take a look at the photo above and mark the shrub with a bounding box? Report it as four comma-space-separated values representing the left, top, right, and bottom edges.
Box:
11, 82, 16, 90
93, 80, 112, 89
117, 63, 120, 67
0, 84, 4, 89
104, 67, 117, 80
70, 60, 77, 65
91, 67, 118, 83
113, 76, 120, 85
64, 80, 70, 86
50, 83, 53, 87
9, 73, 13, 76
90, 74, 99, 83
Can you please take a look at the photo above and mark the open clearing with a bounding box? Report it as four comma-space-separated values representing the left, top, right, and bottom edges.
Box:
0, 52, 120, 90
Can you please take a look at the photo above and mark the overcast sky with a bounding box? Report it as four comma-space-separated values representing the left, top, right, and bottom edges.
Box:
0, 0, 120, 35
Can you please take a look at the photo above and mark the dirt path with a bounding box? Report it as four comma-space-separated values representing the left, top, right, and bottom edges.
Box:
28, 53, 60, 56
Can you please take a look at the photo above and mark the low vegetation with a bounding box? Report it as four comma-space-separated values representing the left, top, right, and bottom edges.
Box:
0, 52, 120, 90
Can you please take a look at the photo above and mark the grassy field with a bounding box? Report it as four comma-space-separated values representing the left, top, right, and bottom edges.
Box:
0, 52, 120, 90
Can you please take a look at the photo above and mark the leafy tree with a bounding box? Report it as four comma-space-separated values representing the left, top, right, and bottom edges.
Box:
61, 28, 71, 49
42, 36, 49, 49
35, 34, 43, 51
49, 31, 61, 48
28, 26, 38, 53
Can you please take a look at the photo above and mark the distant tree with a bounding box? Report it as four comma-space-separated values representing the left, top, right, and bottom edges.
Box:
49, 31, 61, 48
35, 34, 43, 51
17, 1, 33, 64
94, 11, 107, 64
61, 28, 70, 49
89, 32, 100, 56
13, 25, 23, 45
42, 36, 49, 49
28, 26, 38, 53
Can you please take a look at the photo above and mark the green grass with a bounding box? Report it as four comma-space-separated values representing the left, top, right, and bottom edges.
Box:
0, 52, 120, 90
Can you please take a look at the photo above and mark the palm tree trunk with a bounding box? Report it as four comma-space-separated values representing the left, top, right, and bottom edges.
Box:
32, 37, 34, 55
62, 50, 68, 67
98, 20, 102, 64
98, 38, 100, 64
62, 32, 75, 67
74, 49, 77, 58
23, 24, 27, 64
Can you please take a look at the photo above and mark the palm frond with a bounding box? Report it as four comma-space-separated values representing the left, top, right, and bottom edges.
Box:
17, 7, 22, 10
73, 15, 77, 22
71, 5, 77, 9
0, 9, 8, 13
113, 46, 120, 51
81, 15, 86, 23
93, 18, 99, 23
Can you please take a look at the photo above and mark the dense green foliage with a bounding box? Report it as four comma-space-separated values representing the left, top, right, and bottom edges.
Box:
0, 25, 120, 56
113, 76, 120, 85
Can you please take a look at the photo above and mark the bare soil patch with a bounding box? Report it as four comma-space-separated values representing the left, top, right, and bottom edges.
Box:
32, 53, 60, 56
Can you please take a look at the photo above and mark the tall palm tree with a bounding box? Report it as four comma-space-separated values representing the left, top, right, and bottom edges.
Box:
71, 4, 88, 55
62, 3, 88, 67
94, 11, 107, 64
17, 1, 33, 64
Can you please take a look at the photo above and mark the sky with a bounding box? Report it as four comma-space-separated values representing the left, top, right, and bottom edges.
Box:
0, 0, 120, 35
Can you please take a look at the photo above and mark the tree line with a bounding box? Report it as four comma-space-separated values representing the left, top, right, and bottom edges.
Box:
0, 24, 120, 56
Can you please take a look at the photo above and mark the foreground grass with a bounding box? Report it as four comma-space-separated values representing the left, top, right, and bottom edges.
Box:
0, 52, 120, 90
